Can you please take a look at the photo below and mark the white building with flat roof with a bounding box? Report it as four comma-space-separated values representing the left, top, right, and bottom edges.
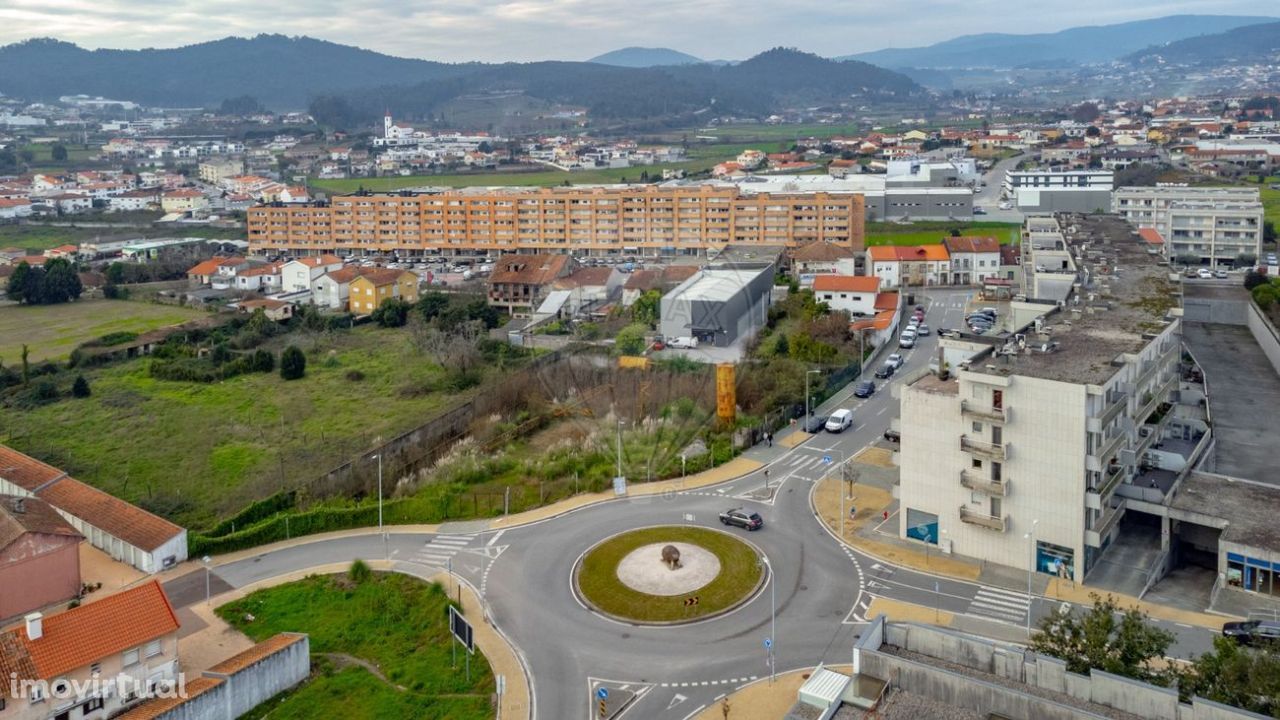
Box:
1112, 186, 1263, 268
1003, 170, 1113, 214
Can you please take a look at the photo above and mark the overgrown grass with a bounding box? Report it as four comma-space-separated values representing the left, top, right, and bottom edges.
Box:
0, 223, 244, 252
577, 526, 763, 622
867, 220, 1020, 247
219, 573, 492, 720
0, 299, 206, 364
0, 325, 460, 528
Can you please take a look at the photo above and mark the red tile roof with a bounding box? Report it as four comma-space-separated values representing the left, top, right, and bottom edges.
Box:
293, 254, 343, 268
874, 291, 900, 311
0, 495, 81, 552
0, 445, 184, 552
114, 677, 223, 720
206, 633, 307, 675
790, 241, 854, 262
489, 254, 572, 286
867, 245, 949, 262
6, 580, 178, 681
944, 236, 1001, 254
1138, 228, 1164, 245
352, 268, 413, 287
812, 275, 879, 293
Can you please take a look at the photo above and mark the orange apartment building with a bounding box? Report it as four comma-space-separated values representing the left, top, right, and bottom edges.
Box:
247, 185, 865, 258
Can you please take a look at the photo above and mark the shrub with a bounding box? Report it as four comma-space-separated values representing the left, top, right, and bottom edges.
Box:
280, 345, 306, 380
251, 349, 275, 373
71, 375, 91, 398
345, 369, 366, 382
210, 343, 232, 365
349, 559, 373, 584
371, 297, 411, 328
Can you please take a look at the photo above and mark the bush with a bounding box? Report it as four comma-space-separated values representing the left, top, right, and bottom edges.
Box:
371, 297, 411, 328
348, 559, 373, 584
251, 349, 275, 373
614, 323, 649, 356
71, 375, 91, 398
210, 343, 232, 365
280, 345, 306, 380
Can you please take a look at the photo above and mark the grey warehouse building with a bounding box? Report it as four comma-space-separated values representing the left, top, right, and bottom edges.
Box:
660, 262, 774, 348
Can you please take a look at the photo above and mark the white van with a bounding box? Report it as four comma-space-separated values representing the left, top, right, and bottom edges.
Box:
667, 336, 699, 349
825, 408, 854, 433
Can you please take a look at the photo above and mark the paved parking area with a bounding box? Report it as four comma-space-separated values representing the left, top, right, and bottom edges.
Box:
1182, 322, 1280, 484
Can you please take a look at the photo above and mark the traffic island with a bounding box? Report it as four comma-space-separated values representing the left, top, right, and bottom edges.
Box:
574, 526, 765, 624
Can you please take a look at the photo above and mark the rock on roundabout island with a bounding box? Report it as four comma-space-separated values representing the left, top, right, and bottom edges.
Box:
574, 526, 766, 624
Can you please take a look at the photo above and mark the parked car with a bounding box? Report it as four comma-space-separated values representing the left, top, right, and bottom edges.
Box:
1197, 268, 1213, 279
886, 353, 904, 369
915, 324, 930, 336
719, 508, 764, 530
883, 429, 901, 443
899, 332, 916, 349
998, 201, 1012, 210
803, 414, 828, 433
1184, 268, 1199, 278
874, 362, 895, 379
853, 380, 876, 398
825, 408, 854, 432
973, 207, 987, 215
1222, 620, 1280, 645
1214, 269, 1229, 279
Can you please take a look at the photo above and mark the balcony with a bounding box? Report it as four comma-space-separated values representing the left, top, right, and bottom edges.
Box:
961, 400, 1008, 424
1093, 463, 1125, 499
959, 506, 1008, 532
1098, 390, 1128, 425
1094, 429, 1127, 468
1086, 499, 1127, 548
960, 469, 1009, 497
960, 436, 1007, 462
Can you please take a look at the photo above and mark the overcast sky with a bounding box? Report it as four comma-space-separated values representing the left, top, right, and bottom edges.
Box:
0, 0, 1273, 62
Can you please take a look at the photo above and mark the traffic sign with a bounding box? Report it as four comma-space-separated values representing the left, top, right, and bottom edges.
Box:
596, 687, 609, 700
763, 637, 773, 650
448, 606, 475, 654
822, 455, 832, 464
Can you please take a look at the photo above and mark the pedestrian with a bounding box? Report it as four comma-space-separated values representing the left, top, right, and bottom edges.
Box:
765, 432, 772, 447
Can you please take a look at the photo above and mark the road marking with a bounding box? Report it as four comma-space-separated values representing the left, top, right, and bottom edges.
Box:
968, 586, 1031, 622
487, 529, 505, 546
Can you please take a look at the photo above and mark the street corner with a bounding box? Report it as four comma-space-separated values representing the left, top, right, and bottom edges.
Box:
852, 445, 896, 468
778, 431, 811, 449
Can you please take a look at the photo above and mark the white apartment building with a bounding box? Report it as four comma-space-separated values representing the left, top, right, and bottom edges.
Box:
1111, 186, 1263, 268
1003, 170, 1113, 214
898, 214, 1190, 583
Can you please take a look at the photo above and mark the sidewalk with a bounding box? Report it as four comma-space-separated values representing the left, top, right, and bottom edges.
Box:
692, 665, 852, 720
812, 457, 1237, 630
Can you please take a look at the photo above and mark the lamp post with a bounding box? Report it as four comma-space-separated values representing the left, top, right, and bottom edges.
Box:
373, 453, 387, 559
761, 555, 776, 683
202, 555, 212, 605
1024, 518, 1040, 635
805, 369, 821, 421
616, 420, 626, 479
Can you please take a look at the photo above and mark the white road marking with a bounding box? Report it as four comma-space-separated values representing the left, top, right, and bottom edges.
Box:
487, 529, 505, 546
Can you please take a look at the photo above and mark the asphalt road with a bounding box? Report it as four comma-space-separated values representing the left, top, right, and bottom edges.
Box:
187, 288, 1219, 720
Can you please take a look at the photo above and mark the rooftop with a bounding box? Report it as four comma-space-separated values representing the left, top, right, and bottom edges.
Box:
1171, 473, 1280, 554
207, 633, 307, 676
968, 213, 1179, 386
669, 266, 769, 303
0, 495, 81, 551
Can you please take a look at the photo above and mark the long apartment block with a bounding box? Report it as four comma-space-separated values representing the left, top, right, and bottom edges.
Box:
247, 185, 866, 257
1112, 186, 1263, 268
898, 214, 1198, 583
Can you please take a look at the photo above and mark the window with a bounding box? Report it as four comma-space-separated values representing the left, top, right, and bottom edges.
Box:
84, 697, 105, 713
971, 458, 982, 469
145, 640, 162, 658
90, 662, 101, 676
972, 421, 983, 432
123, 648, 140, 667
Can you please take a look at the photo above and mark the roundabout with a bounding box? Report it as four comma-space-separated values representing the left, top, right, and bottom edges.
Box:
574, 525, 765, 624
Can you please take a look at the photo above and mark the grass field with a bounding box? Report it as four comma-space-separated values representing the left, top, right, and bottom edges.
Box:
867, 220, 1020, 247
0, 223, 245, 252
19, 143, 102, 164
220, 572, 492, 720
0, 324, 463, 528
0, 299, 206, 364
576, 526, 763, 623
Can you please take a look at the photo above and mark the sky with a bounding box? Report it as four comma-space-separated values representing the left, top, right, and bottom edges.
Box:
0, 0, 1273, 62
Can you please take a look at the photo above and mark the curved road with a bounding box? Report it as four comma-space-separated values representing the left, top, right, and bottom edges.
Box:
181, 288, 1217, 720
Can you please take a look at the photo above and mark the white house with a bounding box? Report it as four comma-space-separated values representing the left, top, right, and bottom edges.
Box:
812, 275, 882, 316
0, 198, 33, 219
942, 236, 1002, 286
235, 262, 284, 293
865, 245, 950, 288
108, 189, 159, 212
311, 266, 370, 310
282, 255, 344, 293
789, 241, 859, 284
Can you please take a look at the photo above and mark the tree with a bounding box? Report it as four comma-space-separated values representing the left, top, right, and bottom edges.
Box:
1251, 283, 1280, 309
1030, 593, 1174, 684
1085, 125, 1101, 138
1265, 220, 1276, 245
280, 345, 306, 380
50, 144, 68, 162
20, 344, 29, 385
6, 261, 31, 302
71, 375, 91, 398
1244, 269, 1268, 291
1235, 253, 1257, 269
614, 323, 649, 356
251, 349, 275, 373
371, 297, 411, 328
630, 289, 661, 328
416, 291, 450, 322
1178, 637, 1280, 714
218, 95, 265, 115
1072, 102, 1100, 123
210, 343, 232, 365
774, 333, 790, 356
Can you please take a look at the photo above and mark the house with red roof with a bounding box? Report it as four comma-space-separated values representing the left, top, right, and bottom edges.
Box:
943, 236, 1002, 285
0, 495, 83, 623
186, 256, 249, 288
812, 275, 882, 316
0, 580, 179, 720
866, 244, 950, 288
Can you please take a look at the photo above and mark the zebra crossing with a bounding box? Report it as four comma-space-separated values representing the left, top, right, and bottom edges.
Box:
413, 534, 476, 567
968, 585, 1031, 624
780, 453, 840, 478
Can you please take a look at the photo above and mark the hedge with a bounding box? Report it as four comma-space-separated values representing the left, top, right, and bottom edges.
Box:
203, 490, 297, 538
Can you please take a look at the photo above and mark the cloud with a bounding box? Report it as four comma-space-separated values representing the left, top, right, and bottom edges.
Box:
0, 0, 1271, 61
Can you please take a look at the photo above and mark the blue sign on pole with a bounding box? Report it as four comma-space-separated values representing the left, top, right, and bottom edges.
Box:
822, 455, 832, 464
763, 637, 773, 650
596, 687, 609, 700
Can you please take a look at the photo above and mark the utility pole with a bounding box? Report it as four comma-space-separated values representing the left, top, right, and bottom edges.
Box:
805, 369, 821, 422
616, 420, 625, 479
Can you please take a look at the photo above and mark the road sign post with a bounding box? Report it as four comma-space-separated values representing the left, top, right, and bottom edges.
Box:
596, 687, 609, 718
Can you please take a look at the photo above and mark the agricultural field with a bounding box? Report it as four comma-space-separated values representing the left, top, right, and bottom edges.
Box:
19, 142, 102, 165
0, 298, 207, 364
866, 220, 1020, 247
0, 323, 467, 528
221, 571, 492, 720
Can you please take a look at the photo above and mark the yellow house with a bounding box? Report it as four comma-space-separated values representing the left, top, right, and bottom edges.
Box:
160, 188, 209, 213
348, 268, 420, 314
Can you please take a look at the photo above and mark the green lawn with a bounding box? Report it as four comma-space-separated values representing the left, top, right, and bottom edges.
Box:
0, 299, 206, 364
0, 223, 244, 252
576, 526, 763, 622
19, 142, 102, 164
0, 325, 461, 528
220, 572, 492, 720
867, 221, 1020, 247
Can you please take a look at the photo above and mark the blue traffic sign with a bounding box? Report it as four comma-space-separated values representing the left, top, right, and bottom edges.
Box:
596, 687, 609, 700
763, 637, 773, 649
822, 455, 832, 464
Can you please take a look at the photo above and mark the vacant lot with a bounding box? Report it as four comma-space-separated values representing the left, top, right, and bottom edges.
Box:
0, 222, 244, 252
0, 324, 462, 528
220, 572, 492, 720
867, 220, 1020, 247
0, 299, 206, 364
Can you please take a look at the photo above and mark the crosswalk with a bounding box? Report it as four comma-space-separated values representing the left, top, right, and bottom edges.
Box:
968, 585, 1031, 624
782, 453, 839, 477
413, 534, 475, 567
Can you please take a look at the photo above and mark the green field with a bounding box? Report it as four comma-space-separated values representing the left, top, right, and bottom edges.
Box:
867, 221, 1020, 247
576, 526, 763, 623
0, 223, 245, 252
0, 299, 206, 364
220, 571, 492, 720
20, 142, 102, 165
0, 324, 462, 528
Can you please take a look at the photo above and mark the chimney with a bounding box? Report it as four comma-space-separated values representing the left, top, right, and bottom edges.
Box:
25, 612, 42, 641
11, 497, 25, 514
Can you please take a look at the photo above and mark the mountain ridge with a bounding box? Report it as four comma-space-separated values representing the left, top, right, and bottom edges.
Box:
588, 47, 703, 67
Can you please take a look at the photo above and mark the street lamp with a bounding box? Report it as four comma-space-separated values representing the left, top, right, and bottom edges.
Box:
760, 555, 776, 683
805, 369, 821, 422
1024, 518, 1040, 635
616, 420, 626, 479
202, 555, 212, 605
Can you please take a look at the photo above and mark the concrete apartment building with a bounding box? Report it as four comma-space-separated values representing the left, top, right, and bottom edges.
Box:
1111, 186, 1263, 268
898, 214, 1188, 582
247, 185, 866, 258
1003, 170, 1113, 213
